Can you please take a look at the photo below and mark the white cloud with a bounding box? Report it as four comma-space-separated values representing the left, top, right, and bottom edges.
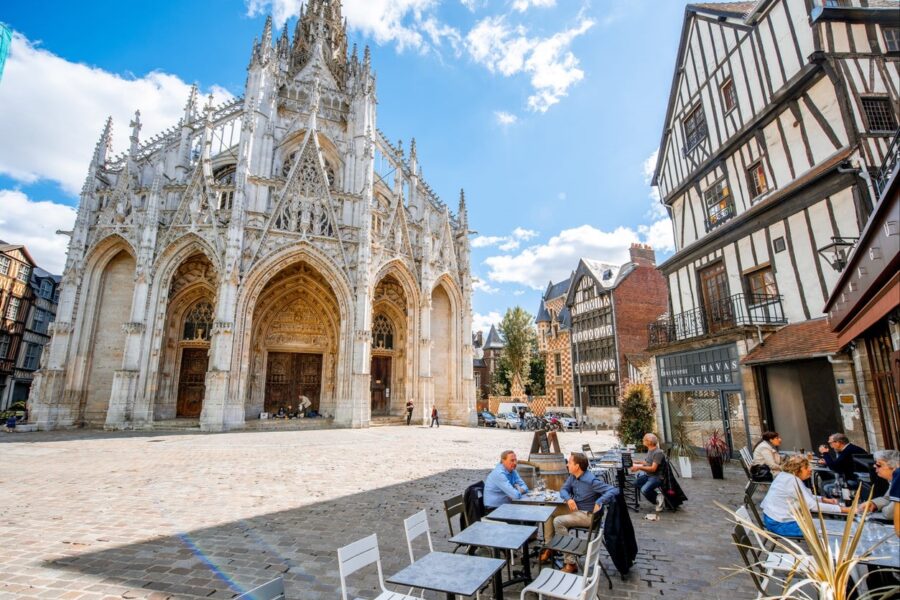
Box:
642, 148, 661, 202
513, 290, 525, 296
482, 218, 675, 290
0, 33, 233, 196
472, 310, 502, 335
494, 110, 518, 125
0, 190, 76, 274
465, 15, 594, 112
473, 227, 538, 251
472, 278, 500, 294
512, 0, 557, 11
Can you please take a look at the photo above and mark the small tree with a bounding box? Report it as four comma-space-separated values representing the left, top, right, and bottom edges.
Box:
616, 382, 656, 450
491, 362, 511, 396
526, 337, 545, 396
498, 306, 536, 393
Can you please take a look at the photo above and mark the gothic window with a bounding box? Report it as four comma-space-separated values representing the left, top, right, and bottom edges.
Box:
372, 314, 394, 350
214, 165, 236, 211
281, 151, 298, 177
182, 301, 214, 341
324, 158, 337, 189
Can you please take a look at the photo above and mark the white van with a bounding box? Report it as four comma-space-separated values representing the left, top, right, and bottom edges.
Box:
497, 402, 530, 418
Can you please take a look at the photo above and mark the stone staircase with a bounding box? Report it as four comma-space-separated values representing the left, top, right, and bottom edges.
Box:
369, 415, 407, 427
150, 419, 201, 431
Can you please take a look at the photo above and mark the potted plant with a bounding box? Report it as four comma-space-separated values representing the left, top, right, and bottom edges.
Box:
670, 420, 696, 479
704, 429, 729, 479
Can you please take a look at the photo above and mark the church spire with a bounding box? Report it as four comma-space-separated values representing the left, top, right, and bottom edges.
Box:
91, 116, 113, 168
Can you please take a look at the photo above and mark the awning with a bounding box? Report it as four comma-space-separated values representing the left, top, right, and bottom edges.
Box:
741, 318, 841, 365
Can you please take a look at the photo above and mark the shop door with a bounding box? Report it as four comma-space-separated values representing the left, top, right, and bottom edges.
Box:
722, 391, 748, 455
699, 262, 733, 334
265, 352, 322, 414
177, 348, 208, 418
370, 356, 391, 415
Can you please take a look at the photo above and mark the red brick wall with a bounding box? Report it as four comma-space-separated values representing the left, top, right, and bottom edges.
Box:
612, 263, 668, 382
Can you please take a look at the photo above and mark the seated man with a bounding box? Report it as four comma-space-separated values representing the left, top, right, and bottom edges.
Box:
861, 449, 900, 523
818, 433, 867, 495
540, 452, 618, 573
629, 433, 667, 512
484, 450, 529, 511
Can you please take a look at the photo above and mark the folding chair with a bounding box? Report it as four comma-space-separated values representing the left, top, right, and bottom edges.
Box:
539, 508, 613, 589
731, 522, 812, 599
443, 494, 469, 553
743, 489, 765, 530
520, 534, 605, 600
235, 577, 285, 600
619, 453, 640, 511
337, 534, 418, 600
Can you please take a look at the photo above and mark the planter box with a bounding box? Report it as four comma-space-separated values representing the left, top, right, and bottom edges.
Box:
677, 456, 692, 478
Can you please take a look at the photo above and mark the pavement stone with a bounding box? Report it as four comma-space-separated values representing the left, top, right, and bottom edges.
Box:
1, 425, 758, 599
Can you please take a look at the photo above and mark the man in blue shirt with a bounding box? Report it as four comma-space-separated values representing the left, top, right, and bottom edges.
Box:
540, 452, 618, 573
484, 450, 529, 510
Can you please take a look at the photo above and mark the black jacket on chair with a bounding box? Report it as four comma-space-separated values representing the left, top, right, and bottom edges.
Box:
463, 481, 485, 527
660, 459, 688, 509
603, 493, 638, 575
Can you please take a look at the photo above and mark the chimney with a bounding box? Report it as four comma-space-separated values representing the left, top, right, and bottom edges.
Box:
629, 243, 656, 266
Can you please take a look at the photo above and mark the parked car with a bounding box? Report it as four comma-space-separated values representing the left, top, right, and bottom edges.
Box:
547, 412, 577, 430
478, 410, 498, 427
497, 412, 520, 429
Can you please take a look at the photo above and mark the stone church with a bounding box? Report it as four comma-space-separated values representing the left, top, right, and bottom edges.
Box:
27, 0, 475, 431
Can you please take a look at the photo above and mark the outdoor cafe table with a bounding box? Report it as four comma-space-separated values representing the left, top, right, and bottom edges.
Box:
513, 491, 568, 541
385, 551, 505, 600
813, 518, 900, 569
449, 520, 538, 590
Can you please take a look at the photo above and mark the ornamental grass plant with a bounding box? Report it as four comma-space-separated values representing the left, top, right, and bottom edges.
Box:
719, 486, 898, 599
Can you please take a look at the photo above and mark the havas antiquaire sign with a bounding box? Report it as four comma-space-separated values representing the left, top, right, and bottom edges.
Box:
657, 344, 742, 392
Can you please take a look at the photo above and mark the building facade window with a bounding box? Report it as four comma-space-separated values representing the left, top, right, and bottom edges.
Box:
587, 384, 618, 407
861, 97, 898, 132
0, 335, 9, 359
885, 27, 900, 52
745, 266, 778, 299
773, 237, 786, 253
683, 104, 708, 151
703, 178, 734, 230
0, 256, 9, 276
372, 314, 394, 350
746, 161, 768, 200
33, 308, 49, 335
556, 388, 564, 405
554, 353, 562, 376
23, 343, 42, 370
182, 301, 214, 341
16, 265, 30, 283
5, 297, 20, 321
721, 78, 737, 112
39, 279, 53, 299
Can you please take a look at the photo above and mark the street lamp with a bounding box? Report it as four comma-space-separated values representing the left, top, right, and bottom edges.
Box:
817, 237, 858, 272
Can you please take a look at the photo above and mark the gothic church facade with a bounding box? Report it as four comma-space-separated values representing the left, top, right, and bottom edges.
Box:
28, 0, 475, 431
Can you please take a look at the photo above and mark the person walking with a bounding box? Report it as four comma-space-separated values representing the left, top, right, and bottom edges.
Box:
430, 405, 439, 427
406, 400, 414, 425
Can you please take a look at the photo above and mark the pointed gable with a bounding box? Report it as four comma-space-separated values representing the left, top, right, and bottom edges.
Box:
483, 324, 505, 349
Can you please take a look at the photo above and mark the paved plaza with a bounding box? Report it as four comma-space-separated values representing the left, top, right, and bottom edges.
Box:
0, 425, 758, 599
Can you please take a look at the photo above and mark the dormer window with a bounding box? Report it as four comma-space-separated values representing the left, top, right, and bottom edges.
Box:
602, 269, 613, 281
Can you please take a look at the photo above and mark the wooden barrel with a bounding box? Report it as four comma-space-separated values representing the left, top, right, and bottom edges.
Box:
522, 453, 568, 491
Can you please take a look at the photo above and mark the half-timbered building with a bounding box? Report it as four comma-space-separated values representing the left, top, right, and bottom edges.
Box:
649, 0, 899, 452
0, 242, 36, 409
27, 0, 475, 431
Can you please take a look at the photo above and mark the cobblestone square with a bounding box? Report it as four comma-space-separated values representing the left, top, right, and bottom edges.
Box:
1, 426, 757, 599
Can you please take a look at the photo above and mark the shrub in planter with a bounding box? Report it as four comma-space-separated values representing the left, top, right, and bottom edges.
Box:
704, 429, 729, 479
616, 382, 655, 451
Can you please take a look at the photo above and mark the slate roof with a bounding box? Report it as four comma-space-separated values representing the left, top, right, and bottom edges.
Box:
557, 306, 571, 331
483, 324, 505, 349
688, 2, 754, 17
535, 299, 551, 324
545, 276, 572, 300
741, 319, 841, 365
473, 358, 486, 368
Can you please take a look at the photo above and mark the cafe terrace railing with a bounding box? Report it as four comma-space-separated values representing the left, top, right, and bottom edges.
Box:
647, 293, 787, 348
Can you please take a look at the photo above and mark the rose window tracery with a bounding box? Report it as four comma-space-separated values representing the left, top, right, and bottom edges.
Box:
182, 301, 214, 341
372, 314, 394, 350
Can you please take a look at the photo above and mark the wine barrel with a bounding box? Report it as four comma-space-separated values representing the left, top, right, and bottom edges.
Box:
522, 453, 568, 491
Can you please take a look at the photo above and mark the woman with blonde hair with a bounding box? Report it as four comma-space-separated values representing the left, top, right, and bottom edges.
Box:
760, 454, 849, 537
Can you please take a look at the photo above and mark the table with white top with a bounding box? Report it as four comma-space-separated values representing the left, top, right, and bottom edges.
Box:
449, 521, 538, 591
385, 551, 506, 600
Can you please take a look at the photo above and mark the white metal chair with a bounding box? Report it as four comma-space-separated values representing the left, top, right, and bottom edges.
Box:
731, 521, 813, 599
520, 533, 604, 600
337, 534, 418, 600
234, 577, 285, 600
403, 510, 434, 563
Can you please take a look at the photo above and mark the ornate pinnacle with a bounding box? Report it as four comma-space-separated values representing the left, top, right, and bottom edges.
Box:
261, 15, 273, 48
410, 138, 417, 161
129, 110, 142, 155
91, 116, 113, 167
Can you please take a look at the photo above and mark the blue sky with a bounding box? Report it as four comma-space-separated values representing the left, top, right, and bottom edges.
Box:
0, 0, 693, 332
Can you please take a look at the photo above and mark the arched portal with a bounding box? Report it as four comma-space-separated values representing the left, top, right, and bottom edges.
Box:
83, 249, 136, 424
156, 253, 218, 420
248, 261, 340, 416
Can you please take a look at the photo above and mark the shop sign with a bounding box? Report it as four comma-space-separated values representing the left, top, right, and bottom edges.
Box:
657, 344, 741, 391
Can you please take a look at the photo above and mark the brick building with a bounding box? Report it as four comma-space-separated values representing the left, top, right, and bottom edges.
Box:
0, 242, 36, 409
564, 244, 668, 426
536, 277, 574, 409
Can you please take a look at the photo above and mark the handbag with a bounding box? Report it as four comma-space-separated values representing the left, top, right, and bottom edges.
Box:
750, 464, 773, 482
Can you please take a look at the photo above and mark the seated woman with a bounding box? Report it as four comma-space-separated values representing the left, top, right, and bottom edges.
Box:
751, 431, 783, 481
760, 455, 849, 537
